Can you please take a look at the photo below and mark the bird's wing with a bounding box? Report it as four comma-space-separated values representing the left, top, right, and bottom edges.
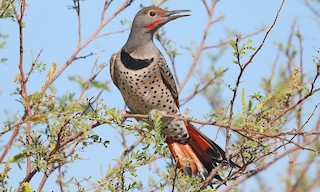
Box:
110, 52, 119, 88
158, 55, 179, 108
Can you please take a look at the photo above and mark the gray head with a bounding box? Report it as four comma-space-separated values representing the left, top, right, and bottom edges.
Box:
124, 6, 190, 53
132, 6, 190, 33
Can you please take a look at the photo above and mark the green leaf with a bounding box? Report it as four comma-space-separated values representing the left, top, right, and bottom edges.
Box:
312, 56, 320, 66
229, 39, 237, 51
29, 113, 48, 123
241, 88, 246, 115
7, 150, 30, 163
40, 61, 57, 93
106, 108, 120, 123
19, 182, 33, 192
248, 100, 252, 112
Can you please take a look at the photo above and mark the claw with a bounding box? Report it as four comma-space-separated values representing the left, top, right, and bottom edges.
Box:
118, 109, 127, 123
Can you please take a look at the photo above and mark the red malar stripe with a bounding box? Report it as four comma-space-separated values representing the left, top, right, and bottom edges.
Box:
145, 19, 163, 30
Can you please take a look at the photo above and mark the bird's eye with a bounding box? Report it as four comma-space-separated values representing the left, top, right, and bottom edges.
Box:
149, 11, 156, 17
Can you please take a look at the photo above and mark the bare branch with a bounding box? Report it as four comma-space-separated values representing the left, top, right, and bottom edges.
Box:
178, 0, 221, 92
155, 0, 167, 7
120, 113, 320, 140
203, 28, 265, 50
269, 87, 320, 124
95, 28, 129, 39
219, 138, 318, 191
242, 0, 286, 70
40, 0, 136, 94
200, 164, 223, 189
73, 52, 95, 61
74, 0, 82, 46
25, 49, 43, 81
304, 0, 320, 18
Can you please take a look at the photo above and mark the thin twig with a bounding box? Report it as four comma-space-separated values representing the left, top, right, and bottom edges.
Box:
200, 164, 223, 189
74, 0, 82, 46
13, 0, 33, 176
269, 87, 320, 124
179, 68, 226, 106
120, 113, 320, 139
0, 129, 19, 163
203, 28, 265, 50
242, 0, 286, 70
291, 154, 316, 191
156, 0, 167, 7
73, 52, 95, 61
178, 0, 220, 93
95, 28, 129, 39
101, 0, 113, 23
224, 0, 286, 160
0, 0, 15, 18
219, 138, 318, 191
26, 49, 43, 81
117, 135, 144, 166
78, 64, 108, 101
40, 0, 136, 94
304, 0, 320, 18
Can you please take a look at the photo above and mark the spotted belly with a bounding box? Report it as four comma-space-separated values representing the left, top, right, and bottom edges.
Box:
116, 65, 178, 115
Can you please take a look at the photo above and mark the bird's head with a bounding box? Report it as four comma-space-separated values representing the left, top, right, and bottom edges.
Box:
123, 7, 190, 54
132, 6, 190, 33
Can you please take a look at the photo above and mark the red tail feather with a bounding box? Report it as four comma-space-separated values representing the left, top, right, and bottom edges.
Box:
166, 121, 237, 181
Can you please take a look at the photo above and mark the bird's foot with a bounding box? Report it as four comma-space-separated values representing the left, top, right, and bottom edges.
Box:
148, 109, 167, 126
118, 109, 128, 123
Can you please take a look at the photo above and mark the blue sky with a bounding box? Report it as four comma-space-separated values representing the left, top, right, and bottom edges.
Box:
1, 0, 319, 191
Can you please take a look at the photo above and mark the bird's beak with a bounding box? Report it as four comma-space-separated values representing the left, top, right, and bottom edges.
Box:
163, 9, 190, 22
145, 9, 190, 31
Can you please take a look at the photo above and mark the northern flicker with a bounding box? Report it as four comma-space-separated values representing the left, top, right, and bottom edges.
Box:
110, 6, 237, 181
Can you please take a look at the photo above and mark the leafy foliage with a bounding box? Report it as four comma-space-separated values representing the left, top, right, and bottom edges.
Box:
1, 0, 320, 191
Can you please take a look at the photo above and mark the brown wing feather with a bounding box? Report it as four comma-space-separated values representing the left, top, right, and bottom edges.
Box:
110, 53, 119, 88
158, 55, 179, 108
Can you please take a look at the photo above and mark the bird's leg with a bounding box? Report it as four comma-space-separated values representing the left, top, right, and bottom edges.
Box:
118, 109, 128, 124
148, 109, 167, 126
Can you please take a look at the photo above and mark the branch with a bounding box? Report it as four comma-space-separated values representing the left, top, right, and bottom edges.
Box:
226, 35, 241, 156
155, 0, 167, 7
225, 0, 286, 159
40, 0, 136, 94
304, 0, 320, 18
77, 60, 108, 101
0, 0, 15, 18
178, 0, 221, 92
179, 68, 228, 106
179, 78, 215, 106
25, 49, 43, 82
73, 0, 82, 46
269, 87, 320, 124
101, 0, 114, 23
242, 0, 286, 70
120, 113, 320, 139
0, 129, 19, 163
95, 28, 129, 39
73, 52, 95, 61
37, 142, 82, 192
115, 135, 144, 167
291, 154, 316, 191
219, 138, 318, 191
203, 28, 265, 50
200, 164, 223, 189
12, 0, 33, 176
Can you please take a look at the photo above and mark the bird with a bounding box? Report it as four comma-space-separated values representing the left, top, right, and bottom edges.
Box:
110, 6, 237, 181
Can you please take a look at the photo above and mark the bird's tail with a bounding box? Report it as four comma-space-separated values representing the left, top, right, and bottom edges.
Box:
166, 121, 237, 180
